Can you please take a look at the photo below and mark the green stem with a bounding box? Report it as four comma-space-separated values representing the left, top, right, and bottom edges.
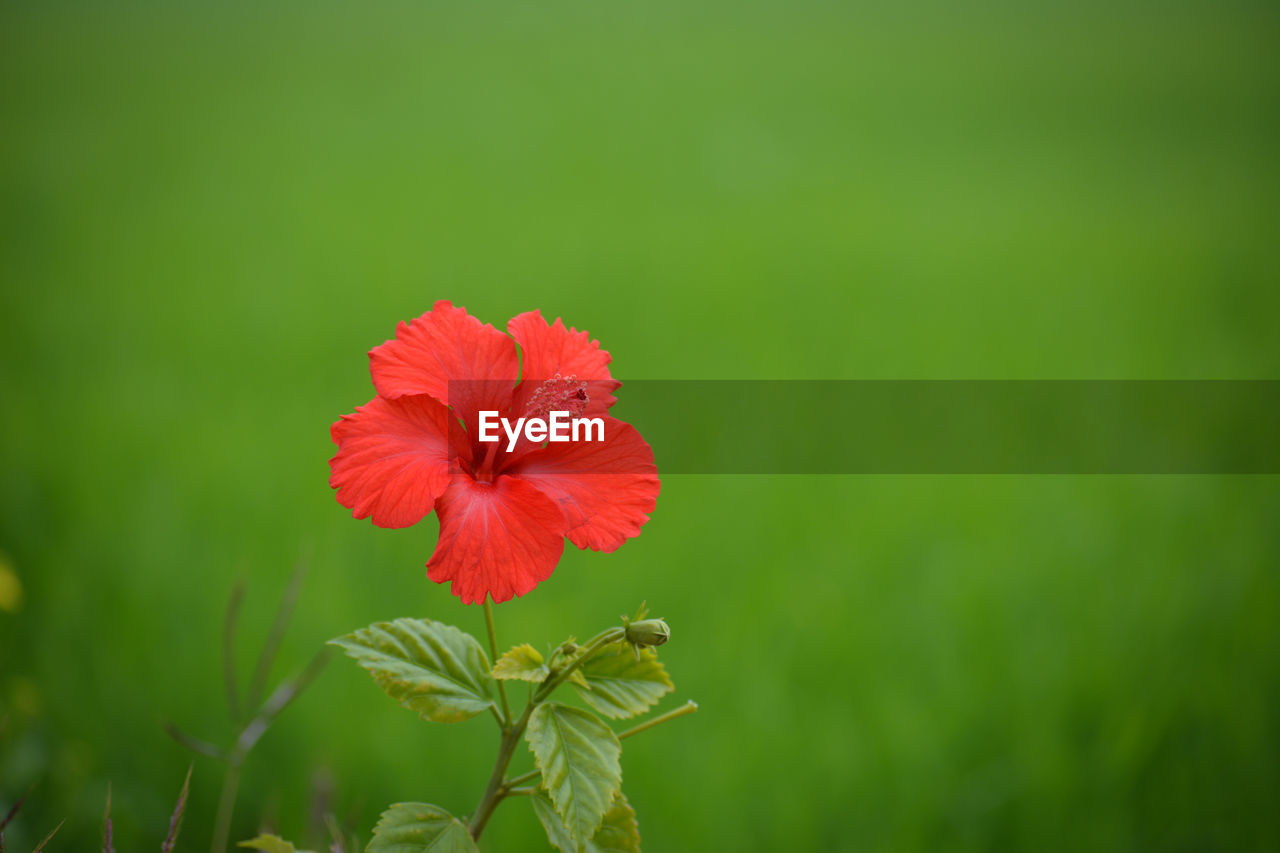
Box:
618, 700, 699, 740
535, 628, 624, 703
205, 655, 328, 853
210, 754, 243, 853
504, 767, 541, 788
470, 625, 633, 840
502, 700, 698, 789
483, 598, 512, 725
469, 702, 534, 839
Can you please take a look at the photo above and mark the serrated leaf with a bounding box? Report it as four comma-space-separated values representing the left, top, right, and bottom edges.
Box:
533, 791, 641, 853
572, 643, 673, 720
329, 619, 495, 723
493, 643, 550, 682
367, 803, 477, 853
238, 835, 313, 853
525, 703, 623, 846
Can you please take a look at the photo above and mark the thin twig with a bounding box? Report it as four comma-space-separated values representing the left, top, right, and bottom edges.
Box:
618, 700, 699, 740
242, 648, 330, 751
246, 561, 306, 712
504, 768, 540, 788
223, 579, 246, 722
211, 647, 330, 853
163, 721, 227, 760
210, 760, 242, 853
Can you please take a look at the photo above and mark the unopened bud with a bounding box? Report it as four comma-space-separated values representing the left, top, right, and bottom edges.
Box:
624, 618, 670, 649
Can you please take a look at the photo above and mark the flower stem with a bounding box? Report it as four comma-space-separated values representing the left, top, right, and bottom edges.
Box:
469, 626, 624, 840
483, 598, 512, 725
469, 701, 534, 839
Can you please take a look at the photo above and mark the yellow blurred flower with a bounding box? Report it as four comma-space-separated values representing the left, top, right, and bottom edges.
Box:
0, 553, 23, 612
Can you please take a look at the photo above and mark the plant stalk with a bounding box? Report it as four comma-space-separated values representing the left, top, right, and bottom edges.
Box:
210, 755, 243, 853
483, 598, 512, 724
468, 703, 534, 839
618, 700, 699, 740
469, 625, 625, 840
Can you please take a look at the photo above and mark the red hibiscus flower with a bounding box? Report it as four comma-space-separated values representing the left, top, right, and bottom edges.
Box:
329, 301, 660, 604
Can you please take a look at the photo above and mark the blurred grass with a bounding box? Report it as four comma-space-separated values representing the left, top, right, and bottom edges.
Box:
2, 0, 1279, 850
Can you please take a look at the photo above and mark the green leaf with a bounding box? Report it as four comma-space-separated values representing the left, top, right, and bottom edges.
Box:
493, 643, 550, 682
329, 619, 495, 723
572, 643, 673, 720
367, 803, 478, 853
533, 791, 641, 853
525, 703, 623, 846
237, 835, 313, 853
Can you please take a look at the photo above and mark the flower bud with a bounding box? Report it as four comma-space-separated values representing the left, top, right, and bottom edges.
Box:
624, 618, 670, 649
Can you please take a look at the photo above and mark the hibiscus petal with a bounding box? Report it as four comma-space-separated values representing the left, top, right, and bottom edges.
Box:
508, 310, 619, 416
427, 476, 567, 604
509, 417, 660, 552
370, 300, 519, 411
329, 394, 454, 529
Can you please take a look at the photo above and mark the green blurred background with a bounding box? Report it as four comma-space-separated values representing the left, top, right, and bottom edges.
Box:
2, 0, 1278, 850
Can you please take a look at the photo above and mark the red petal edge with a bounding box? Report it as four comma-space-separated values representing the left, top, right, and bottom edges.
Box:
509, 416, 660, 552
508, 310, 619, 416
370, 300, 519, 404
426, 475, 567, 604
329, 394, 454, 529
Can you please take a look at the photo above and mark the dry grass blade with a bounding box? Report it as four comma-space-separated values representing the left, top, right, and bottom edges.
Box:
162, 765, 193, 853
238, 648, 331, 755
246, 561, 306, 712
1, 784, 33, 838
223, 579, 246, 722
324, 813, 345, 853
162, 721, 227, 760
102, 783, 115, 853
31, 819, 63, 853
267, 647, 331, 719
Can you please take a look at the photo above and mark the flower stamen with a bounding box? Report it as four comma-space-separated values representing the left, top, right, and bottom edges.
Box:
523, 373, 589, 421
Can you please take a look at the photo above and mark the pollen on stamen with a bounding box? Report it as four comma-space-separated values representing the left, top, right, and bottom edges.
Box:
523, 372, 590, 420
